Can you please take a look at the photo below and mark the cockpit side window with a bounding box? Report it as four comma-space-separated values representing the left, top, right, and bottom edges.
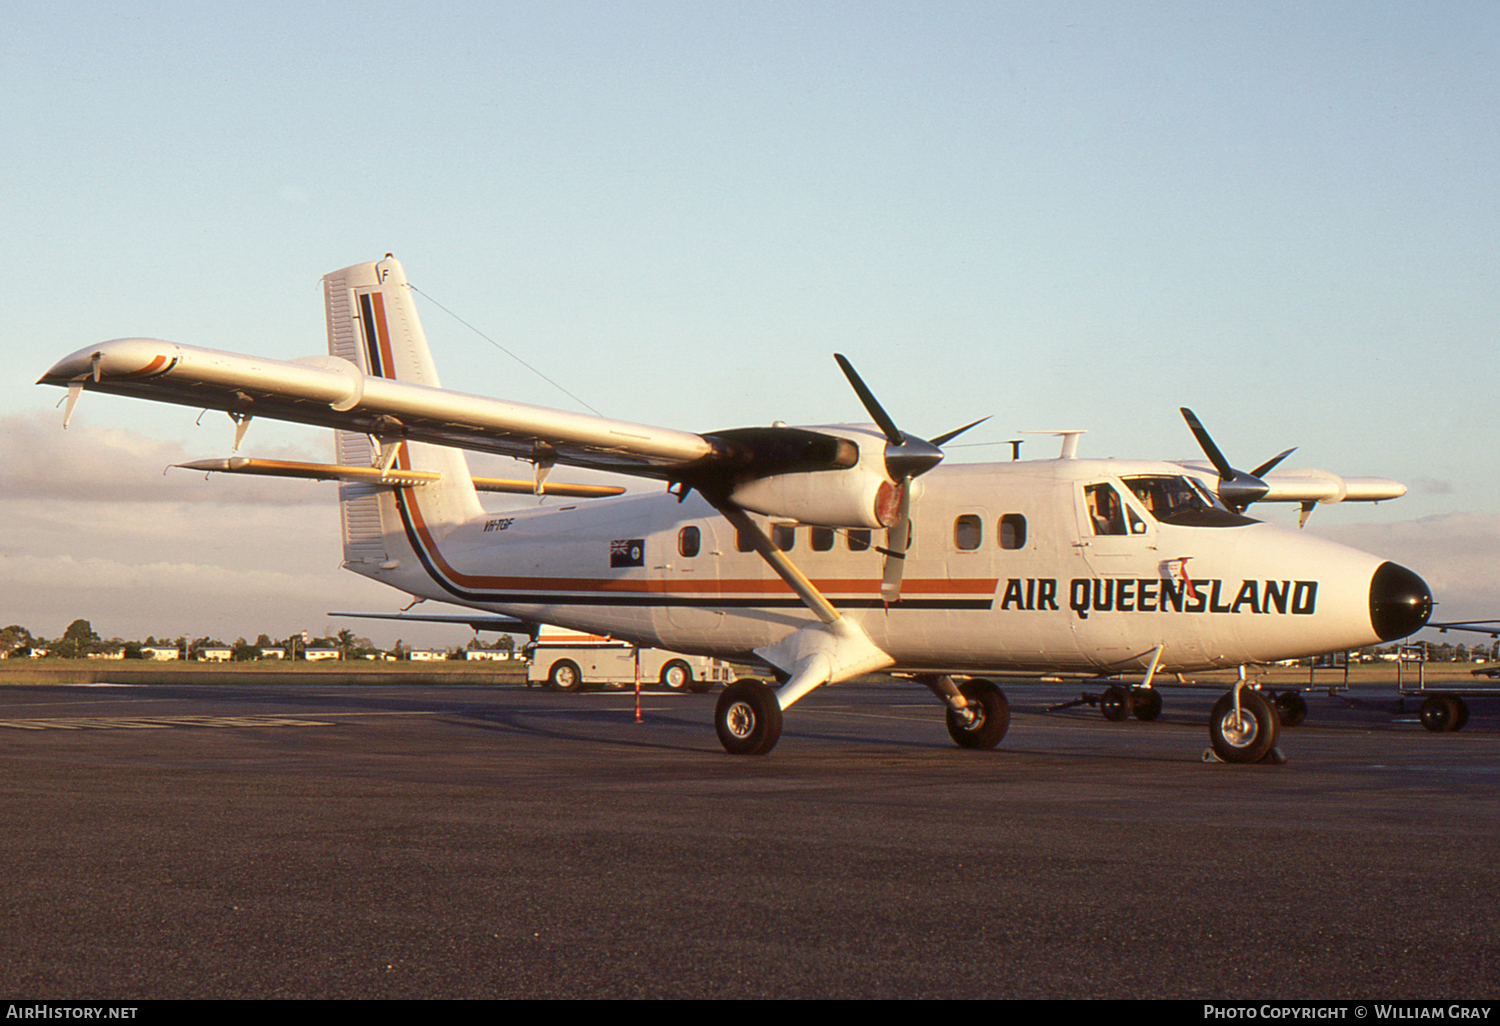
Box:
1084, 483, 1128, 536
1122, 475, 1257, 527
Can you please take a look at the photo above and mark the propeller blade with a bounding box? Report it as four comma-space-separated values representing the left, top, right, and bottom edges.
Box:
834, 353, 904, 445
929, 416, 991, 448
1179, 408, 1235, 481
1179, 407, 1284, 513
1250, 447, 1297, 479
834, 354, 945, 481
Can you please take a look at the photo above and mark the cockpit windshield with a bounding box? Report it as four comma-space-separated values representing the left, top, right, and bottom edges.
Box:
1122, 475, 1255, 527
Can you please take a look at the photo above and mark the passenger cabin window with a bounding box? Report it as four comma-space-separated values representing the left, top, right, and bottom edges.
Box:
772, 524, 796, 551
847, 529, 872, 552
736, 526, 755, 553
810, 527, 835, 552
999, 514, 1026, 550
954, 515, 982, 551
678, 526, 700, 558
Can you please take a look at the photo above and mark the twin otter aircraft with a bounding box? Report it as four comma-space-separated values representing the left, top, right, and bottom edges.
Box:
41, 255, 1433, 762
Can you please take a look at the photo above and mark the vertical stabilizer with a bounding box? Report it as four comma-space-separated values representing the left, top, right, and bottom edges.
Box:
323, 256, 484, 573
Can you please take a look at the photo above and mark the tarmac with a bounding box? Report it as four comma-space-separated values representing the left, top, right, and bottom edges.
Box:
2, 677, 1497, 999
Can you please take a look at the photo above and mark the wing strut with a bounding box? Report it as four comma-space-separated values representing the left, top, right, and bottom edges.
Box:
708, 499, 892, 710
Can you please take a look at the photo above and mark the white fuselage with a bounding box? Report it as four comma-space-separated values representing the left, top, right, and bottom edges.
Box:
353, 457, 1398, 676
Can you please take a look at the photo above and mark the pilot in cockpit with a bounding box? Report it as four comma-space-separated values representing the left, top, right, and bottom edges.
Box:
1087, 484, 1126, 535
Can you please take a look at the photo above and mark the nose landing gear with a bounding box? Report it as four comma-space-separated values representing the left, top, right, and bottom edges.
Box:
1205, 687, 1283, 764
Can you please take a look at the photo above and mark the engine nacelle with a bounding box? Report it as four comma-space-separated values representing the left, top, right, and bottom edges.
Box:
730, 468, 899, 529
727, 426, 899, 529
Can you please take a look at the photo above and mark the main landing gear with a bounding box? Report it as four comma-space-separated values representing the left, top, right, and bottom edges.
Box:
937, 678, 1010, 750
715, 679, 783, 755
712, 675, 1012, 755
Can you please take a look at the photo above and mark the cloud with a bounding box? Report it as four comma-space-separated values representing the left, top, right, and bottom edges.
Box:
0, 411, 331, 505
0, 413, 478, 646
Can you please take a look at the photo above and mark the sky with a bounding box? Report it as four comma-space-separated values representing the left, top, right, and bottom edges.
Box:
3, 1, 1497, 649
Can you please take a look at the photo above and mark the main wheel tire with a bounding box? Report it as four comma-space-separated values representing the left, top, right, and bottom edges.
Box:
1208, 689, 1280, 764
660, 659, 692, 692
1099, 684, 1134, 722
1131, 687, 1163, 722
945, 679, 1010, 750
715, 679, 782, 755
1273, 691, 1308, 728
1420, 695, 1461, 733
547, 659, 583, 692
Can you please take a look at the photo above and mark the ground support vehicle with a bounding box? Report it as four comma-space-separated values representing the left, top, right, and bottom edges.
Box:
526, 630, 733, 694
1388, 643, 1500, 732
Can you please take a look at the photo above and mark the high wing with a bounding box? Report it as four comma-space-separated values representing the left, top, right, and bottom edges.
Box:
1171, 461, 1407, 504
40, 336, 715, 476
38, 269, 884, 510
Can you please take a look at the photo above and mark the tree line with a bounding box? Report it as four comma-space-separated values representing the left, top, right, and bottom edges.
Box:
1, 620, 517, 660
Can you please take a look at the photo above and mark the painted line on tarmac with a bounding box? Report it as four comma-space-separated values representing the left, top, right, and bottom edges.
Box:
0, 714, 334, 731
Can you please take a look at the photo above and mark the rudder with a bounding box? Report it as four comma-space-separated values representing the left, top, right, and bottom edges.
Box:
323, 256, 483, 573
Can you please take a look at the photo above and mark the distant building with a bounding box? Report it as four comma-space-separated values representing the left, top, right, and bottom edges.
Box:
464, 649, 512, 661
141, 646, 180, 661
196, 647, 233, 662
257, 647, 287, 660
408, 650, 449, 662
304, 648, 341, 662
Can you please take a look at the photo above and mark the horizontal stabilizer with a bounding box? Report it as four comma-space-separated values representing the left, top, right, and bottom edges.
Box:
174, 457, 626, 498
328, 611, 537, 634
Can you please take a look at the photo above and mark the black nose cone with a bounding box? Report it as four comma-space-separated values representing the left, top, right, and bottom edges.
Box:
1370, 562, 1432, 641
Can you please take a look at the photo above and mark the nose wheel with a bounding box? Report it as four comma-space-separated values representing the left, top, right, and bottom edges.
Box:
1207, 689, 1280, 764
